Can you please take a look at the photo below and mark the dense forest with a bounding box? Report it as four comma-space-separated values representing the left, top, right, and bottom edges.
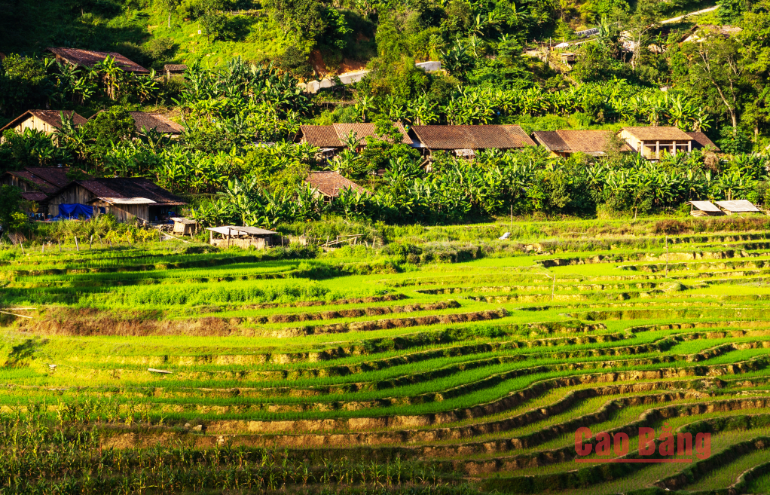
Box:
1, 0, 770, 228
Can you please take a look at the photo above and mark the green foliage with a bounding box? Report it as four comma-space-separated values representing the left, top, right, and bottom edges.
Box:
0, 55, 50, 116
0, 185, 25, 234
81, 107, 136, 162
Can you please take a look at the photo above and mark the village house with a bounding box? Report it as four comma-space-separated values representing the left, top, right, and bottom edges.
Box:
0, 110, 88, 139
532, 130, 631, 157
298, 123, 412, 158
617, 127, 698, 160
46, 47, 150, 74
305, 171, 369, 200
46, 178, 185, 224
0, 166, 89, 217
409, 125, 536, 159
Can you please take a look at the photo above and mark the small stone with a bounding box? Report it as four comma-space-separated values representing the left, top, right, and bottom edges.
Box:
192, 425, 203, 432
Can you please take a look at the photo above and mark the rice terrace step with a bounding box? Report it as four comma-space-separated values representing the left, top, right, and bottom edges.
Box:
5, 217, 770, 494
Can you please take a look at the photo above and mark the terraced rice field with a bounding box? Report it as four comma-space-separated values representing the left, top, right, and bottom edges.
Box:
3, 219, 770, 494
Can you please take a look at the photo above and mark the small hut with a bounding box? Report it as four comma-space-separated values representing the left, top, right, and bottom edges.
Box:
207, 226, 279, 249
164, 64, 188, 80
560, 52, 576, 64
688, 201, 724, 217
171, 217, 197, 235
715, 200, 763, 215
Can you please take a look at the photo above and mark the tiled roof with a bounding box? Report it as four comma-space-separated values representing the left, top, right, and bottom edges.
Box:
300, 125, 343, 148
686, 131, 720, 151
411, 125, 535, 150
24, 167, 73, 189
622, 126, 693, 141
47, 47, 150, 74
533, 131, 570, 151
21, 191, 50, 202
164, 64, 188, 72
333, 123, 412, 145
305, 171, 369, 198
536, 130, 632, 154
129, 112, 184, 134
0, 110, 87, 133
5, 167, 81, 193
55, 178, 186, 205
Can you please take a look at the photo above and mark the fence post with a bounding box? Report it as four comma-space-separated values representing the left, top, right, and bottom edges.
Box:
75, 236, 79, 252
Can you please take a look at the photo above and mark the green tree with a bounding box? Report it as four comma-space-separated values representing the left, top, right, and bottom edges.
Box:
81, 108, 137, 167
0, 185, 25, 234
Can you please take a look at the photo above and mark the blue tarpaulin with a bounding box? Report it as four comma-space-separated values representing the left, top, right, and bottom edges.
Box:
53, 204, 93, 221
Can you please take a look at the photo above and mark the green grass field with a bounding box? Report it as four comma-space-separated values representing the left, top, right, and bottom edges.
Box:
3, 216, 770, 494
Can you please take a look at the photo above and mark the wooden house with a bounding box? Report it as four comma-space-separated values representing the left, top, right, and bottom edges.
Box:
560, 52, 576, 64
305, 171, 369, 200
46, 47, 150, 74
617, 127, 696, 160
206, 226, 279, 249
409, 125, 536, 158
0, 110, 87, 139
46, 178, 185, 224
298, 123, 412, 158
1, 166, 86, 216
532, 130, 631, 157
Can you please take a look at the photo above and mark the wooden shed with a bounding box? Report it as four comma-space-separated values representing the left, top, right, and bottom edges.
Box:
715, 200, 763, 215
561, 52, 576, 64
171, 217, 197, 235
688, 201, 724, 217
164, 64, 188, 80
207, 226, 279, 249
409, 125, 536, 158
46, 178, 185, 224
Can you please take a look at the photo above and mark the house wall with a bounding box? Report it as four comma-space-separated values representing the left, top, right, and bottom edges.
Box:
14, 116, 57, 135
47, 185, 95, 215
210, 237, 270, 249
1, 175, 34, 192
617, 130, 693, 160
91, 201, 149, 223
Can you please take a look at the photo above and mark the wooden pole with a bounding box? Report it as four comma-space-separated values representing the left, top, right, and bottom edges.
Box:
74, 237, 79, 251
510, 205, 513, 234
665, 236, 669, 277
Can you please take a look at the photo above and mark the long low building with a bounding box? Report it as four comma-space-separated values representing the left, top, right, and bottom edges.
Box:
46, 178, 186, 224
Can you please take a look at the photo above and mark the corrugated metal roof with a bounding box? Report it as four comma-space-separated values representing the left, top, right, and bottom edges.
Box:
46, 47, 149, 74
689, 200, 721, 212
305, 171, 369, 197
715, 200, 762, 212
